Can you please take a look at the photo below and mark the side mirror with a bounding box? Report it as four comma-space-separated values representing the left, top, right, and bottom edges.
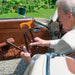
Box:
2, 0, 4, 3
18, 7, 26, 17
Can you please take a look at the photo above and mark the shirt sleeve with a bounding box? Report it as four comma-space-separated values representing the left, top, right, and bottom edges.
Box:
50, 39, 60, 48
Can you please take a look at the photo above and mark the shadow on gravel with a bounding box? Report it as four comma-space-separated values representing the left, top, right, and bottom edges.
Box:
13, 59, 28, 75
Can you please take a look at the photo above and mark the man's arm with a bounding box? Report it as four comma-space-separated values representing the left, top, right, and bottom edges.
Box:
20, 37, 60, 65
30, 37, 60, 48
50, 39, 60, 48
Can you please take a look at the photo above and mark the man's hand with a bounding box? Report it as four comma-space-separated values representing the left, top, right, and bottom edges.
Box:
29, 37, 50, 47
20, 46, 32, 64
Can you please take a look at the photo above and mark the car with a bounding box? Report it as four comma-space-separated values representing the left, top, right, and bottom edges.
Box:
0, 7, 74, 60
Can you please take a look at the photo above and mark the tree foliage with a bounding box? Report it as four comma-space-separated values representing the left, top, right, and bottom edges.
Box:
0, 0, 56, 14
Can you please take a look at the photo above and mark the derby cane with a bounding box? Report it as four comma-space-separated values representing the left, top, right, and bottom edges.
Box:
6, 38, 23, 51
23, 32, 31, 52
20, 20, 37, 50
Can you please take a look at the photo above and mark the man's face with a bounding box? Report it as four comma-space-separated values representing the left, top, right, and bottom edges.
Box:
58, 5, 74, 32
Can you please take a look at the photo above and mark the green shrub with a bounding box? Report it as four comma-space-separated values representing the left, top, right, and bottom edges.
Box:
0, 0, 56, 14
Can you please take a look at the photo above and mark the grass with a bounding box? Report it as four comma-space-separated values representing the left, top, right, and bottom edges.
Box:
0, 8, 56, 19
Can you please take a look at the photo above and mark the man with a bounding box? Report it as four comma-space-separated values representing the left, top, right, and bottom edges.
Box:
21, 0, 75, 75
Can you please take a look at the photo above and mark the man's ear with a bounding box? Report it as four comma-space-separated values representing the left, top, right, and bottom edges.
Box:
67, 13, 73, 18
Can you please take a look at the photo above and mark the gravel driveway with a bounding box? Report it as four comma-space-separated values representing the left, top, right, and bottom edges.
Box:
0, 58, 28, 75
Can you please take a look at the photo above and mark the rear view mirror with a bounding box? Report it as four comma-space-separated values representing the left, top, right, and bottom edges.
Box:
18, 7, 26, 17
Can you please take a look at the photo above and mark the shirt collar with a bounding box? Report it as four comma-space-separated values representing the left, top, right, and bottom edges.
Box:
72, 25, 75, 30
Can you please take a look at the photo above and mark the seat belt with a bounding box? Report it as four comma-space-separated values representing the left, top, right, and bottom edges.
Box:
46, 53, 51, 75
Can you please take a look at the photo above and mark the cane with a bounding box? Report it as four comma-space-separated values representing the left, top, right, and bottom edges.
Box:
20, 20, 37, 51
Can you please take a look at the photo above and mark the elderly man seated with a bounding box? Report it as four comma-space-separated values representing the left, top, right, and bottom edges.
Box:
20, 0, 75, 75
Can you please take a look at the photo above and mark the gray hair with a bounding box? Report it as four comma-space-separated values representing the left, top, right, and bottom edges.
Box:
56, 0, 75, 17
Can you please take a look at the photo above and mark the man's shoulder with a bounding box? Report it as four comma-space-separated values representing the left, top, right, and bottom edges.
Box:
62, 29, 75, 39
68, 29, 75, 34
